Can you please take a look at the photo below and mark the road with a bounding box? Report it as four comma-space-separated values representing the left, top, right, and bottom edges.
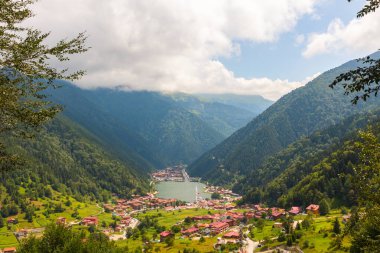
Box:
245, 236, 259, 253
182, 169, 190, 182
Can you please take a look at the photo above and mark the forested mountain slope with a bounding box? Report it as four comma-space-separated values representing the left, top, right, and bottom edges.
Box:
50, 84, 225, 167
188, 52, 380, 185
236, 109, 380, 207
170, 93, 261, 137
1, 115, 148, 203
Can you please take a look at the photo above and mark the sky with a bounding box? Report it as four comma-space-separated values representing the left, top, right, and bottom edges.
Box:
27, 0, 380, 100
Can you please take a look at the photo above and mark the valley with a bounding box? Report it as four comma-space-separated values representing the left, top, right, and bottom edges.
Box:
1, 1, 379, 252
0, 180, 350, 253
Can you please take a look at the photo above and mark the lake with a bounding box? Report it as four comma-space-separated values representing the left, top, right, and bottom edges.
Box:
156, 181, 211, 202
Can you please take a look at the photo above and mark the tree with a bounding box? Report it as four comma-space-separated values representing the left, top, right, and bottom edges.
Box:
0, 0, 88, 169
0, 217, 3, 228
18, 223, 126, 253
256, 219, 265, 231
330, 1, 380, 104
211, 192, 221, 200
318, 199, 330, 216
171, 225, 181, 234
165, 236, 174, 247
346, 129, 380, 252
333, 218, 341, 234
349, 0, 380, 18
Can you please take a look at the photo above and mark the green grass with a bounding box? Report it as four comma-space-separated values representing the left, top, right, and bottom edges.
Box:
256, 210, 351, 253
0, 232, 19, 248
136, 208, 218, 228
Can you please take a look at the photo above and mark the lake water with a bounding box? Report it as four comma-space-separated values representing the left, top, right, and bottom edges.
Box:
156, 181, 211, 202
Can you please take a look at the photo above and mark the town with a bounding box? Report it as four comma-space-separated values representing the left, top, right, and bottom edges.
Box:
0, 169, 351, 253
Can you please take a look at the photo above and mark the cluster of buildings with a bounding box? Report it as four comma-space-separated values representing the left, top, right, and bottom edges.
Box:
205, 186, 241, 199
103, 195, 177, 214
159, 210, 247, 242
151, 165, 186, 182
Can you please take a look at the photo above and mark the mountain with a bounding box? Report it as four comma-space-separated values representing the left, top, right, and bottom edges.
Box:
50, 84, 225, 168
235, 109, 380, 207
188, 53, 380, 186
1, 115, 149, 201
194, 93, 273, 115
169, 93, 262, 137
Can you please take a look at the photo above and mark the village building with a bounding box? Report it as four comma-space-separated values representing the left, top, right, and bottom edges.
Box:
306, 204, 320, 215
160, 231, 174, 242
223, 231, 240, 239
6, 218, 17, 224
270, 208, 286, 220
209, 221, 229, 234
289, 206, 302, 215
82, 217, 98, 226
181, 227, 199, 236
56, 217, 67, 225
342, 214, 351, 223
2, 247, 17, 253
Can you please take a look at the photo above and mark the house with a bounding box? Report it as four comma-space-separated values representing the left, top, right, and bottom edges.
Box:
120, 217, 131, 225
197, 223, 209, 229
273, 222, 283, 229
82, 217, 98, 226
289, 206, 302, 215
3, 247, 17, 253
306, 204, 320, 215
7, 218, 17, 224
245, 212, 255, 219
181, 227, 199, 236
56, 217, 67, 225
342, 214, 351, 223
223, 231, 240, 239
270, 208, 285, 220
160, 231, 173, 242
223, 219, 235, 227
209, 222, 229, 234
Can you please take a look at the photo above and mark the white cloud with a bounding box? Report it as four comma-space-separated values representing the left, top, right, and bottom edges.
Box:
295, 34, 305, 46
303, 11, 380, 58
27, 0, 319, 100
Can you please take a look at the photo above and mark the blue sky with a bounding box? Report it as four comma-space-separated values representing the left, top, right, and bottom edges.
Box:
220, 0, 368, 81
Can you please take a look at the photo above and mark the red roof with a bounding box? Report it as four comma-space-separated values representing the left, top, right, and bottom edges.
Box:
181, 227, 199, 234
160, 231, 172, 237
210, 222, 229, 229
306, 204, 319, 211
223, 231, 240, 238
3, 247, 17, 252
289, 206, 302, 214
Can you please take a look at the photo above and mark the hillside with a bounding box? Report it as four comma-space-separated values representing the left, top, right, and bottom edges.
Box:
235, 109, 380, 207
170, 93, 262, 137
1, 115, 149, 202
188, 53, 380, 185
50, 85, 225, 167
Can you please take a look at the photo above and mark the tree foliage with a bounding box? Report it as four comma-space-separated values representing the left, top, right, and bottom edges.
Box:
350, 0, 380, 18
330, 1, 380, 104
0, 0, 88, 169
345, 129, 380, 252
18, 224, 128, 253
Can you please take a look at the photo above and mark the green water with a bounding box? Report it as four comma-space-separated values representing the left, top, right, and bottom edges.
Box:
156, 181, 211, 202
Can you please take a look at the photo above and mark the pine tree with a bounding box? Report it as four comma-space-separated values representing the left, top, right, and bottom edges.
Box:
333, 218, 341, 234
319, 199, 330, 216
